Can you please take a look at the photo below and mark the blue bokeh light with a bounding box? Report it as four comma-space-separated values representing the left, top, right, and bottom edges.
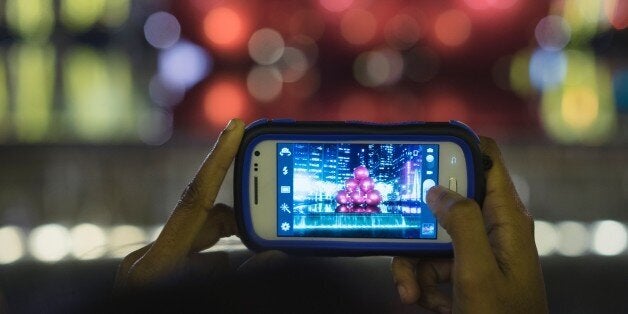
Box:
529, 48, 567, 90
158, 40, 213, 90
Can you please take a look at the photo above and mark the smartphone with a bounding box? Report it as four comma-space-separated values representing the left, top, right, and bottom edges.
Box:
234, 119, 486, 256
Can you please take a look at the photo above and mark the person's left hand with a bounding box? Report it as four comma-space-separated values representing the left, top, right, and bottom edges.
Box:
114, 119, 245, 289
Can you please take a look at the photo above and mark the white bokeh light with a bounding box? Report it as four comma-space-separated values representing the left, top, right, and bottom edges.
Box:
354, 49, 404, 87
535, 15, 571, 51
108, 225, 147, 258
144, 11, 181, 49
591, 220, 627, 256
534, 220, 558, 256
248, 28, 285, 65
247, 65, 283, 102
137, 108, 173, 146
0, 226, 26, 264
555, 221, 589, 256
70, 223, 107, 260
277, 47, 309, 82
28, 224, 71, 262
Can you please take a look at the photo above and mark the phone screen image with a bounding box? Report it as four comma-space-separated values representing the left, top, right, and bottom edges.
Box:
276, 142, 439, 239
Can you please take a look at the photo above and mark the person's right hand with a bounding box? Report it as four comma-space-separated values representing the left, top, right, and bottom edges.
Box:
391, 137, 548, 313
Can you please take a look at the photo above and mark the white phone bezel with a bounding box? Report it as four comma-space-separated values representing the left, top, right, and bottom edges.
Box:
249, 140, 468, 243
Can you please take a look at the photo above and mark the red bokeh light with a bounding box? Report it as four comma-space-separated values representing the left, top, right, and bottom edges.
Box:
319, 0, 353, 13
606, 0, 628, 30
464, 0, 518, 10
340, 9, 378, 45
203, 79, 248, 126
434, 10, 472, 47
427, 93, 470, 122
203, 7, 248, 50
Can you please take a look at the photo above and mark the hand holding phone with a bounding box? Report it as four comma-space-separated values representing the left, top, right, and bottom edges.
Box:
234, 119, 487, 256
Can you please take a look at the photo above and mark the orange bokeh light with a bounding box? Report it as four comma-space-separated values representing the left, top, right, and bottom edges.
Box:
434, 10, 472, 47
203, 80, 247, 126
341, 9, 377, 45
203, 7, 246, 49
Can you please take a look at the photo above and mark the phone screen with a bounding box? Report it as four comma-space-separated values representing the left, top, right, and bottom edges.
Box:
276, 142, 439, 239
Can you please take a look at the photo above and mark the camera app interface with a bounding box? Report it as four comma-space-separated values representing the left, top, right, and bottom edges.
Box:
276, 143, 439, 239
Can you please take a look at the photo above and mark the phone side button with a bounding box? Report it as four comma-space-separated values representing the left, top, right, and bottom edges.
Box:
448, 177, 457, 192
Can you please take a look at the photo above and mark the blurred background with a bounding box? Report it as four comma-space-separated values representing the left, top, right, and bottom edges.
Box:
0, 0, 627, 312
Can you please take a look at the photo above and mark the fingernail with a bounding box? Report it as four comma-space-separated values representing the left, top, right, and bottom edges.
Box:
225, 119, 237, 131
437, 306, 451, 314
397, 284, 408, 302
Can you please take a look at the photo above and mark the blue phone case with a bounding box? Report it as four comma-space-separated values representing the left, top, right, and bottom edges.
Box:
234, 119, 486, 256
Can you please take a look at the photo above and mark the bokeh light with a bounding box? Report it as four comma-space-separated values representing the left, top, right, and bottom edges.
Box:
5, 0, 55, 41
28, 224, 72, 262
555, 221, 589, 256
277, 47, 309, 83
535, 15, 571, 51
288, 10, 325, 40
529, 48, 567, 90
541, 50, 616, 144
70, 223, 107, 260
204, 79, 247, 126
108, 225, 147, 258
63, 47, 134, 141
204, 7, 247, 50
384, 14, 421, 50
604, 0, 628, 30
158, 40, 212, 90
434, 10, 471, 47
509, 50, 532, 96
248, 28, 285, 65
144, 11, 181, 49
427, 93, 470, 122
100, 0, 130, 28
562, 0, 604, 44
613, 69, 628, 112
10, 43, 55, 142
354, 49, 404, 87
535, 220, 559, 256
464, 0, 518, 10
591, 220, 627, 256
149, 75, 186, 108
341, 9, 377, 45
319, 0, 353, 13
138, 108, 173, 145
60, 0, 106, 32
247, 66, 283, 103
0, 226, 26, 264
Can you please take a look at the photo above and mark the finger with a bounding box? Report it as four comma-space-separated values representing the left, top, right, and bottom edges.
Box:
189, 203, 238, 252
427, 186, 498, 277
144, 119, 245, 268
114, 244, 152, 289
415, 260, 453, 313
479, 137, 536, 270
479, 136, 527, 217
391, 257, 421, 304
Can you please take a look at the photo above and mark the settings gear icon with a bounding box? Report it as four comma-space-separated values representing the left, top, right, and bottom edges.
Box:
281, 222, 291, 231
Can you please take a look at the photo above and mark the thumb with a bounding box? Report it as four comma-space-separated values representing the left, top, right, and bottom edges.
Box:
426, 186, 498, 275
